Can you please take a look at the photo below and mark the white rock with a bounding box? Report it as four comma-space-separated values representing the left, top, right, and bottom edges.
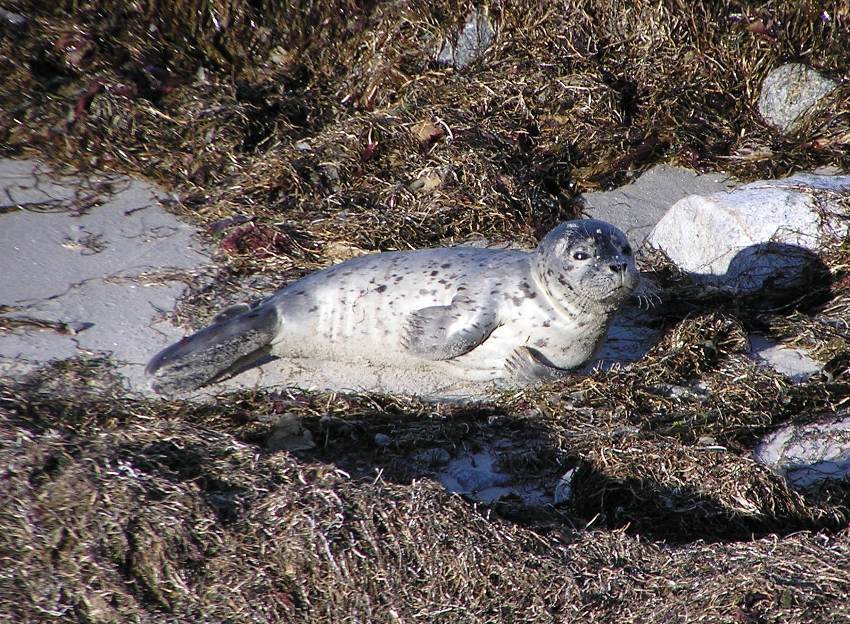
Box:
266, 414, 316, 452
582, 164, 733, 249
748, 335, 822, 383
435, 9, 495, 68
553, 468, 577, 505
754, 414, 850, 488
647, 173, 850, 294
758, 63, 838, 133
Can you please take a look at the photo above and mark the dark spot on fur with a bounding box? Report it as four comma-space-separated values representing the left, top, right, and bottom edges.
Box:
430, 270, 439, 276
376, 285, 387, 293
309, 306, 318, 312
441, 263, 451, 268
542, 320, 551, 328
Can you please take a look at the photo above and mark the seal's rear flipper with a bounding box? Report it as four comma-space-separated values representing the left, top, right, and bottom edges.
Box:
146, 304, 279, 395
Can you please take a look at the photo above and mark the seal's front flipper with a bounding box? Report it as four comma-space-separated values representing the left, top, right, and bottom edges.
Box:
402, 295, 499, 360
146, 304, 279, 395
505, 346, 567, 383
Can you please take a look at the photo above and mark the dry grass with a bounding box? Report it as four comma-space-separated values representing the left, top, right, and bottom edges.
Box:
3, 1, 850, 622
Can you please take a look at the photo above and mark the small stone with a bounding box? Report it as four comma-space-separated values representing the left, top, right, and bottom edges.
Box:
321, 164, 341, 191
435, 9, 495, 68
448, 466, 508, 492
408, 165, 454, 194
209, 214, 252, 234
748, 335, 822, 383
266, 414, 315, 452
553, 468, 576, 505
269, 47, 296, 68
60, 321, 93, 335
648, 383, 710, 401
0, 8, 27, 29
758, 63, 837, 133
411, 120, 445, 146
753, 413, 850, 488
323, 241, 369, 263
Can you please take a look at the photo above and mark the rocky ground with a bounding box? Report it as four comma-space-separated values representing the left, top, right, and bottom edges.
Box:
2, 2, 850, 623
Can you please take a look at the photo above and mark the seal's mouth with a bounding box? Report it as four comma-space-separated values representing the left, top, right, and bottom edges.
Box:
599, 273, 638, 302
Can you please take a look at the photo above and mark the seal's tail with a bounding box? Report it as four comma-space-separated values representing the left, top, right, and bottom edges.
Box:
145, 304, 279, 395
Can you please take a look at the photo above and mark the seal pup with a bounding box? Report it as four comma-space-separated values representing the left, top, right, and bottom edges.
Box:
146, 219, 638, 394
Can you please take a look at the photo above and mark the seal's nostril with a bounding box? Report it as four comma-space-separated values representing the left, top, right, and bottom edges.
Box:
609, 262, 627, 273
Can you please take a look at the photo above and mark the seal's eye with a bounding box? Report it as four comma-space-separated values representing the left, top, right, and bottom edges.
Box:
622, 244, 632, 256
572, 251, 590, 261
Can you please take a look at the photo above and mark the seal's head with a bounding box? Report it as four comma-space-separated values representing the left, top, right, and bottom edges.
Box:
533, 219, 638, 317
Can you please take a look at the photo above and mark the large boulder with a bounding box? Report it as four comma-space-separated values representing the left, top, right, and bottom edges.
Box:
647, 174, 850, 295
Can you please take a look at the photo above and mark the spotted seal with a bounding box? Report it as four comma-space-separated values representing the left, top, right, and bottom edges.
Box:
146, 219, 638, 394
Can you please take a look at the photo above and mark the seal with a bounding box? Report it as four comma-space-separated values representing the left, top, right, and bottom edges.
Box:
146, 218, 638, 394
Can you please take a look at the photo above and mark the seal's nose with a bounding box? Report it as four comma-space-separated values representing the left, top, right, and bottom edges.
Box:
609, 261, 628, 274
